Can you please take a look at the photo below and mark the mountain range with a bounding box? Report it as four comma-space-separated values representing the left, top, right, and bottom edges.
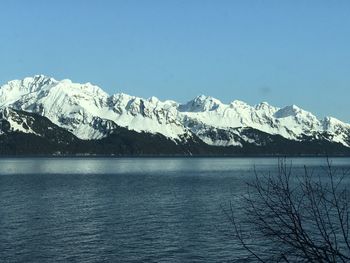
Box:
0, 75, 349, 156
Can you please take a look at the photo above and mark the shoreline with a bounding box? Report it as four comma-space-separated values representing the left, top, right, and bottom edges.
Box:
0, 154, 349, 159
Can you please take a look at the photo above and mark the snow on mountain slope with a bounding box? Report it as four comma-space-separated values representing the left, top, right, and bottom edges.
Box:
0, 107, 78, 146
321, 117, 350, 146
0, 76, 111, 139
107, 93, 186, 140
178, 96, 324, 142
0, 107, 38, 135
0, 75, 349, 148
0, 75, 189, 140
178, 96, 350, 147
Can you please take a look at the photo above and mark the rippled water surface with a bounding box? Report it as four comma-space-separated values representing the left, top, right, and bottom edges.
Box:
0, 157, 349, 262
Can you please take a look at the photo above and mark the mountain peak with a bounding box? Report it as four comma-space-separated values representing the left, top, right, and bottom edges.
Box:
148, 96, 160, 104
322, 116, 350, 130
179, 95, 222, 112
230, 100, 250, 109
33, 74, 52, 79
255, 101, 274, 108
193, 94, 220, 103
274, 104, 302, 118
22, 74, 57, 86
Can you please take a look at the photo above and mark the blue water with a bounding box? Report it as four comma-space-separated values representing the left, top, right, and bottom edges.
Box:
0, 158, 349, 262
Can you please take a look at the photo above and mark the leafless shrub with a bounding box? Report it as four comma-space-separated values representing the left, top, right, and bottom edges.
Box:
225, 159, 350, 262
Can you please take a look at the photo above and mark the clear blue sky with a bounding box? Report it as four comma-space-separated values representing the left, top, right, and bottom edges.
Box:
1, 0, 350, 121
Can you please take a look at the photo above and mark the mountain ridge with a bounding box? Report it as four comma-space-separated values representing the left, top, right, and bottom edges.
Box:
0, 75, 349, 155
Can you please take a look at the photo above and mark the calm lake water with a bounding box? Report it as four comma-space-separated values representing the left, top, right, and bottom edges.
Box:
0, 157, 349, 262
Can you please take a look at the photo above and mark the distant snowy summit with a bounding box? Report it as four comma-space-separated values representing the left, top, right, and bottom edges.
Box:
0, 75, 349, 156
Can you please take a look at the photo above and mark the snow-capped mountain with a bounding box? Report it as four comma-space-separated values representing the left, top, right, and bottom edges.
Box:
0, 75, 190, 141
0, 75, 349, 150
0, 107, 207, 156
179, 97, 350, 147
0, 107, 77, 142
0, 107, 37, 135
